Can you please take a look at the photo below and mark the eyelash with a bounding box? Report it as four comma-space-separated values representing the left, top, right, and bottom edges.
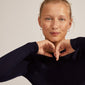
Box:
59, 18, 65, 21
45, 18, 65, 21
45, 18, 52, 20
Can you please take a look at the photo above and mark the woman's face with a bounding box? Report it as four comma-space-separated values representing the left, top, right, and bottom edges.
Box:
38, 2, 72, 43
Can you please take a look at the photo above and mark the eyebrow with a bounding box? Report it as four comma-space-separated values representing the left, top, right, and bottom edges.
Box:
43, 15, 67, 18
59, 15, 66, 17
43, 15, 52, 17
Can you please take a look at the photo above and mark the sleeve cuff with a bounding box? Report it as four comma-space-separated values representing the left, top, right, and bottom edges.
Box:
24, 42, 39, 55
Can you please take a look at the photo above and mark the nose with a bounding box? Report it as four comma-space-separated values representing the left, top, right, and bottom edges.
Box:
52, 19, 59, 30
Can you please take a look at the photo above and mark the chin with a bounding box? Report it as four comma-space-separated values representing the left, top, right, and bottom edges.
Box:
48, 38, 61, 43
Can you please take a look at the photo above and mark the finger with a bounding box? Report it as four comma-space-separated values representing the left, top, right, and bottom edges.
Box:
54, 50, 60, 61
56, 43, 60, 52
48, 42, 55, 53
55, 44, 63, 52
54, 43, 61, 61
55, 49, 65, 60
45, 41, 55, 53
56, 51, 60, 61
44, 52, 53, 57
60, 51, 68, 57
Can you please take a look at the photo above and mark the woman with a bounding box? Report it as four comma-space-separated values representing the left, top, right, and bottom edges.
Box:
0, 0, 85, 85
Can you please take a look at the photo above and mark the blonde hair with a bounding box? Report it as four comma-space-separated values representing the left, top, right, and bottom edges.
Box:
39, 0, 72, 18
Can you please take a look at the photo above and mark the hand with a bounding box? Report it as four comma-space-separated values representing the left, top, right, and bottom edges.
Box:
54, 39, 75, 61
37, 40, 55, 57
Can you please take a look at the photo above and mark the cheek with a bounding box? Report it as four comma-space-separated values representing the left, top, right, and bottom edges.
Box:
60, 22, 69, 38
42, 24, 48, 29
60, 22, 69, 32
41, 22, 51, 38
41, 23, 48, 35
42, 22, 51, 31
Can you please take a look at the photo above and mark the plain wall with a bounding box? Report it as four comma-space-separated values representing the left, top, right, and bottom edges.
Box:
0, 0, 85, 85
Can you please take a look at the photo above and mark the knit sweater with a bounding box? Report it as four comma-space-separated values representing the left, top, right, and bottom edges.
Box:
0, 37, 85, 85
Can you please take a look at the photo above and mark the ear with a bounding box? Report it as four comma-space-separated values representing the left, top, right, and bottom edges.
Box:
38, 16, 42, 28
68, 18, 73, 30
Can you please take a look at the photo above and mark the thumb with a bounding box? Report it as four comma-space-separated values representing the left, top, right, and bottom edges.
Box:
54, 43, 61, 61
54, 50, 60, 61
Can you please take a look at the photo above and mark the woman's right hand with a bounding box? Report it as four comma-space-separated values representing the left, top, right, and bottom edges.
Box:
37, 40, 55, 57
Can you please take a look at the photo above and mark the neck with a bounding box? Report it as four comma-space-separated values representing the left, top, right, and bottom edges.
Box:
53, 41, 60, 46
45, 38, 65, 46
54, 39, 65, 46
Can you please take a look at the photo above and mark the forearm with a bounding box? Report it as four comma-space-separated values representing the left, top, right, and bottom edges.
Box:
0, 42, 38, 81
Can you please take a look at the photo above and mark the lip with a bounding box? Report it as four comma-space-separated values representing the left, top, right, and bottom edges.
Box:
50, 32, 60, 36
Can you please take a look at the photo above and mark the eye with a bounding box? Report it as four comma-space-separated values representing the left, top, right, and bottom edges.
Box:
59, 18, 65, 21
45, 18, 52, 20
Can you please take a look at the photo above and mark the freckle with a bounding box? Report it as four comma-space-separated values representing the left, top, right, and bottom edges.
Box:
43, 25, 46, 27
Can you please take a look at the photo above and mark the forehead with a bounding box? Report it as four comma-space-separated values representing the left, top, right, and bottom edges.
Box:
41, 2, 70, 17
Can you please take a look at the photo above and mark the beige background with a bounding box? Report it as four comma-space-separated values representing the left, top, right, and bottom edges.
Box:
0, 0, 85, 85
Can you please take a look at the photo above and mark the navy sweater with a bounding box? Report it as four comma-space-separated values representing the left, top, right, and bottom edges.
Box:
0, 37, 85, 85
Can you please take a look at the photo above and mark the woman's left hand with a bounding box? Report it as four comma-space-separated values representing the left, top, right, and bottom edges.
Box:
54, 39, 75, 61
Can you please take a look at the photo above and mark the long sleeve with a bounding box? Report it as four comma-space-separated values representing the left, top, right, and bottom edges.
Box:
0, 42, 38, 82
70, 37, 85, 50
